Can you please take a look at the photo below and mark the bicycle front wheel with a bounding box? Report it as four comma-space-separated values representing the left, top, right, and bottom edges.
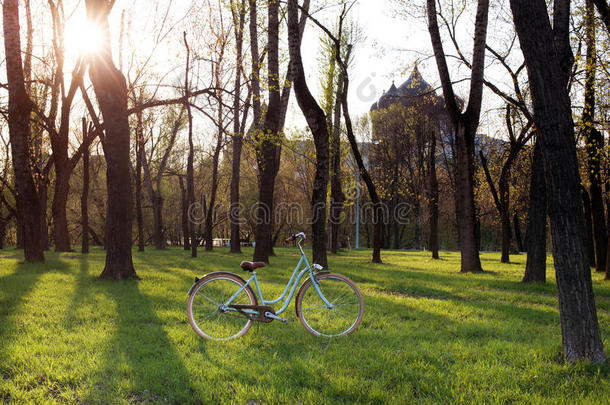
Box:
295, 273, 364, 337
187, 273, 257, 340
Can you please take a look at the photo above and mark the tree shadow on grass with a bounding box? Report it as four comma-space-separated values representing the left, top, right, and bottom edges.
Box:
63, 257, 97, 326
0, 258, 71, 388
86, 280, 204, 404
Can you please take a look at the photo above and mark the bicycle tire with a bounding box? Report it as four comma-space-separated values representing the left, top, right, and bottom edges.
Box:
187, 273, 257, 340
295, 273, 364, 337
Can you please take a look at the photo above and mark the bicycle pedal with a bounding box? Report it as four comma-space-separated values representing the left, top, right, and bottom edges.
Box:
264, 311, 287, 324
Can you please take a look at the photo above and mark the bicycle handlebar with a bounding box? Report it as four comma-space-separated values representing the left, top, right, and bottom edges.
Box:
285, 232, 306, 243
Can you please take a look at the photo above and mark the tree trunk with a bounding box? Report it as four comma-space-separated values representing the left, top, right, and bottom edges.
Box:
582, 187, 596, 266
604, 197, 610, 280
510, 0, 605, 363
455, 122, 483, 272
135, 115, 145, 252
229, 0, 246, 255
152, 193, 164, 249
253, 0, 282, 263
523, 139, 547, 282
480, 148, 512, 262
427, 0, 487, 272
287, 0, 329, 268
583, 0, 607, 273
50, 104, 83, 252
499, 211, 511, 261
47, 3, 87, 253
593, 0, 610, 32
392, 211, 400, 250
2, 0, 44, 262
334, 54, 382, 263
179, 176, 190, 250
184, 32, 197, 259
428, 130, 439, 259
230, 134, 243, 253
513, 214, 524, 252
0, 215, 8, 250
81, 119, 90, 254
87, 0, 136, 279
499, 169, 512, 262
16, 206, 23, 249
413, 199, 421, 250
329, 75, 345, 254
38, 181, 49, 251
52, 163, 71, 251
205, 138, 222, 252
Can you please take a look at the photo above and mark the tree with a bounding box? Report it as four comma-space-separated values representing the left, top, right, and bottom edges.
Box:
194, 4, 232, 253
428, 125, 439, 258
522, 137, 547, 282
0, 133, 17, 250
593, 0, 610, 32
479, 106, 533, 263
135, 107, 146, 252
178, 175, 190, 250
287, 0, 331, 268
85, 0, 136, 279
432, 0, 546, 269
252, 0, 283, 263
81, 119, 92, 254
301, 2, 383, 263
229, 0, 247, 254
510, 0, 606, 363
141, 106, 185, 249
41, 1, 89, 252
318, 20, 352, 254
251, 0, 310, 263
2, 0, 45, 262
427, 0, 489, 272
184, 32, 197, 258
582, 0, 607, 273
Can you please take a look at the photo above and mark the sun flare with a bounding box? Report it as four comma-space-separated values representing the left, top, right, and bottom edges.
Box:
64, 20, 103, 57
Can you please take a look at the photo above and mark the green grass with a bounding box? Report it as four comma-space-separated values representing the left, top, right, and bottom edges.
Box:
0, 247, 608, 404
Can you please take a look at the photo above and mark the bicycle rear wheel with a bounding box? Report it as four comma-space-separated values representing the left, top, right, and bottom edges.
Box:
187, 273, 257, 340
295, 273, 364, 337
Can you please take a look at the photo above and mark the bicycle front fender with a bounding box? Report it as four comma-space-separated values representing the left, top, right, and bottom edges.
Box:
186, 271, 249, 297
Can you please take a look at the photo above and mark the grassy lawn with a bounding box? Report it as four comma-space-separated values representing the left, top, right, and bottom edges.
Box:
0, 247, 608, 404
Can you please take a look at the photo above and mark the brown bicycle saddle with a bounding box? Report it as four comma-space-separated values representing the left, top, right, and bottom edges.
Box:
240, 261, 266, 271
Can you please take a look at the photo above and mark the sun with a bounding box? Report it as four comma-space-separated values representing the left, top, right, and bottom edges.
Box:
64, 20, 103, 57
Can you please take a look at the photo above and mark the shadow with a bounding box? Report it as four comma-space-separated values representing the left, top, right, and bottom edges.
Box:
86, 279, 203, 404
0, 258, 71, 381
63, 256, 97, 328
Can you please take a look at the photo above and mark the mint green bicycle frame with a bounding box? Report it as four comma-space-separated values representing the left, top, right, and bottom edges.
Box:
221, 246, 333, 315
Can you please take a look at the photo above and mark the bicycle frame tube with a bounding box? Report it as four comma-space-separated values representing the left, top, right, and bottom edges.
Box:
222, 243, 332, 314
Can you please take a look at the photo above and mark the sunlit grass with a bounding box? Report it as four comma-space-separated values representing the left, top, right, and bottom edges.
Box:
0, 247, 608, 403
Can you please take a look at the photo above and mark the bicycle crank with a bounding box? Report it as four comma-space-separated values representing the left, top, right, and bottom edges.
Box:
229, 304, 285, 323
264, 311, 287, 323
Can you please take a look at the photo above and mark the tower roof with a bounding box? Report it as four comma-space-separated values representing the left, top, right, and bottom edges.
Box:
371, 63, 438, 111
398, 62, 434, 97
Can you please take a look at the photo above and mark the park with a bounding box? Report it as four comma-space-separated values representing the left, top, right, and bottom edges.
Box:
1, 0, 610, 403
1, 248, 608, 403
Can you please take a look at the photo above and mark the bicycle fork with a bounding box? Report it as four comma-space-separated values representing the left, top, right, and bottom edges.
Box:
310, 270, 334, 309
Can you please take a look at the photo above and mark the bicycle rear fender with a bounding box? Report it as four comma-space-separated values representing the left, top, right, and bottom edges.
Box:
187, 272, 249, 297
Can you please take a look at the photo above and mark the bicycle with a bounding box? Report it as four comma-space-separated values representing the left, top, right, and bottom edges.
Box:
186, 232, 364, 340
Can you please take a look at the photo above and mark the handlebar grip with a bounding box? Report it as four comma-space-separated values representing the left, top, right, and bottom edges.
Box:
285, 235, 295, 243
